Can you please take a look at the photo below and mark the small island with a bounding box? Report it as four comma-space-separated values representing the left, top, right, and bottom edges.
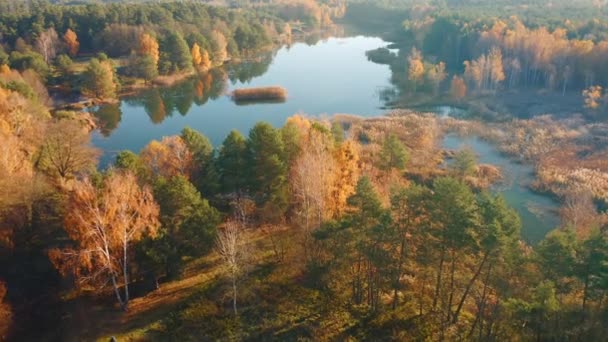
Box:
231, 86, 288, 103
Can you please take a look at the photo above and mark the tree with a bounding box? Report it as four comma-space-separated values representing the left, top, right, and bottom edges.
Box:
159, 32, 192, 74
35, 28, 59, 63
140, 136, 194, 179
210, 30, 228, 66
328, 140, 360, 217
450, 76, 467, 99
217, 130, 248, 195
426, 61, 447, 95
55, 54, 73, 81
408, 47, 425, 92
429, 177, 479, 317
342, 176, 390, 309
291, 124, 337, 261
180, 127, 217, 196
63, 29, 79, 57
200, 49, 212, 71
40, 120, 100, 180
216, 220, 249, 315
451, 148, 477, 178
380, 133, 409, 171
191, 43, 211, 72
389, 184, 431, 309
50, 171, 160, 310
247, 122, 289, 221
128, 53, 158, 83
153, 175, 220, 278
583, 85, 603, 109
138, 33, 159, 66
81, 58, 117, 100
451, 193, 520, 324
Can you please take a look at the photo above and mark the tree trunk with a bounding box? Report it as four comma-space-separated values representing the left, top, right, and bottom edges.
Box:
122, 239, 130, 311
232, 275, 238, 315
452, 250, 490, 324
447, 253, 456, 322
432, 246, 446, 311
392, 235, 407, 310
111, 274, 125, 309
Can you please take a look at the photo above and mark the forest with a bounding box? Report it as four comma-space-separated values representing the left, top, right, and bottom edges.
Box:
1, 0, 608, 341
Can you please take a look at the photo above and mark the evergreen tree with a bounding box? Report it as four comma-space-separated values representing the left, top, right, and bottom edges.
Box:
247, 122, 289, 221
380, 133, 409, 171
217, 130, 248, 196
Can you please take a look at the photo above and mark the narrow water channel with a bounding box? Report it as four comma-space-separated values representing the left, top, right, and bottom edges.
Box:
443, 134, 561, 243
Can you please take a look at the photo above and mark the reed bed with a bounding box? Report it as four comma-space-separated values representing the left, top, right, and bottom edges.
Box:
231, 86, 287, 102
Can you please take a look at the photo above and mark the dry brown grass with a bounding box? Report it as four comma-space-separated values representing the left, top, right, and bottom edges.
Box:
231, 86, 287, 102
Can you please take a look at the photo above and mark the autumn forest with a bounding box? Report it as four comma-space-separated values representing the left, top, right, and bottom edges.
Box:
1, 0, 608, 341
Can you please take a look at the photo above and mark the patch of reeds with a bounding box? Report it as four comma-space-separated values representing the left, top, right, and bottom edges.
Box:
231, 86, 287, 103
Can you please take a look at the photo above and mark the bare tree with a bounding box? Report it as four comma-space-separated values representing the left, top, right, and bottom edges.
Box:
35, 28, 60, 64
216, 220, 249, 315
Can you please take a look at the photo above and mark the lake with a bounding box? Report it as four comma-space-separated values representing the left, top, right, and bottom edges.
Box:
91, 35, 395, 165
91, 35, 560, 242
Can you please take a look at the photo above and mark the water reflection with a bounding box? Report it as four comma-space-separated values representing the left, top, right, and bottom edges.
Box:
92, 103, 122, 137
92, 35, 395, 166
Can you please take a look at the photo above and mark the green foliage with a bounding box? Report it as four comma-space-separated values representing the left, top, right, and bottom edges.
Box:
379, 133, 409, 171
159, 32, 193, 74
114, 150, 149, 181
81, 58, 116, 99
0, 80, 36, 99
151, 175, 220, 278
180, 127, 218, 197
247, 122, 289, 221
128, 54, 158, 83
451, 148, 477, 178
55, 54, 73, 78
9, 51, 49, 78
217, 130, 248, 195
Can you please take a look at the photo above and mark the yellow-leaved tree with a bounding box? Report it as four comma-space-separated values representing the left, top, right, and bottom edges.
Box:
50, 171, 160, 310
140, 135, 194, 179
63, 28, 80, 56
138, 33, 159, 66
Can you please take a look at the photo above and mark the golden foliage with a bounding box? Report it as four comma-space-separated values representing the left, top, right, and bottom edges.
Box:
63, 28, 80, 56
0, 64, 9, 75
192, 43, 202, 67
51, 171, 160, 300
328, 140, 360, 217
407, 48, 425, 87
450, 76, 467, 99
140, 135, 194, 179
138, 33, 159, 65
583, 85, 603, 109
291, 118, 337, 229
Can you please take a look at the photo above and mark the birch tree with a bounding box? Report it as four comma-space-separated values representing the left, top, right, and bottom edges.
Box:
50, 171, 160, 310
216, 220, 249, 315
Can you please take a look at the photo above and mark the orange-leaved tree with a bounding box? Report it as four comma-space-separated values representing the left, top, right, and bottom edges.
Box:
50, 171, 160, 310
140, 135, 195, 179
63, 29, 80, 57
138, 33, 159, 66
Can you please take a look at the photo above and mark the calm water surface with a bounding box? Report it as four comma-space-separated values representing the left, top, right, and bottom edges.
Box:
91, 35, 560, 242
443, 134, 560, 243
92, 36, 394, 165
